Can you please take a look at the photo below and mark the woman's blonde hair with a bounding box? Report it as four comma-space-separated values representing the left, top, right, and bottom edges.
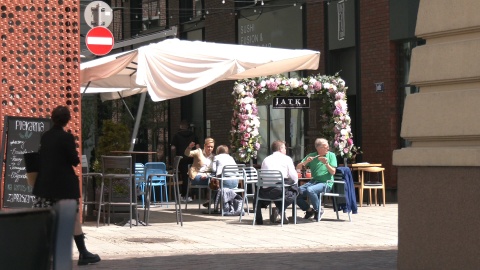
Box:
204, 137, 215, 145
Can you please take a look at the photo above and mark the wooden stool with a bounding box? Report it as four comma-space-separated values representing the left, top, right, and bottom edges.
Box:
357, 167, 386, 207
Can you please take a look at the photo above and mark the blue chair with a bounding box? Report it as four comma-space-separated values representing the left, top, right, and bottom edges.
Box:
134, 163, 146, 207
144, 162, 168, 205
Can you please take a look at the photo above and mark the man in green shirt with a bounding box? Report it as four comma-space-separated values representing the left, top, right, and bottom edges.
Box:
296, 138, 337, 220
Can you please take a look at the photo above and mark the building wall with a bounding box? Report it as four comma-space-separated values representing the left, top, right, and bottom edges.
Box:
203, 1, 237, 148
0, 1, 82, 206
168, 1, 401, 196
394, 0, 480, 268
360, 0, 400, 189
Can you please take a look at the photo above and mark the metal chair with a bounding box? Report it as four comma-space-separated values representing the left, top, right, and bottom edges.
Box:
184, 164, 210, 210
243, 166, 258, 215
145, 156, 183, 226
211, 164, 246, 218
318, 168, 353, 222
144, 162, 168, 205
134, 163, 146, 207
253, 169, 297, 226
81, 155, 103, 224
99, 155, 138, 228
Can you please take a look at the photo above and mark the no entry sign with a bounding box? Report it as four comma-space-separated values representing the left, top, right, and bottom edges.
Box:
85, 26, 114, 56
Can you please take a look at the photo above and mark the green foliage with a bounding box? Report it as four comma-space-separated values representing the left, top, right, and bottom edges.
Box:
81, 96, 98, 152
93, 120, 131, 172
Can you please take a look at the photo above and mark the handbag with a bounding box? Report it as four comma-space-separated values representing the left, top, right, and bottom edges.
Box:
24, 152, 40, 187
209, 178, 220, 190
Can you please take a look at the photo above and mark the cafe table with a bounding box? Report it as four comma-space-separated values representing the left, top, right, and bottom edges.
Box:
345, 163, 382, 183
110, 150, 158, 165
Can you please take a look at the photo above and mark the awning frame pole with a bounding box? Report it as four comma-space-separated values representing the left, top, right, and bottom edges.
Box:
129, 92, 147, 151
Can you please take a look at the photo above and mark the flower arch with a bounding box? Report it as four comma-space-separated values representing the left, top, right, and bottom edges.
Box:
230, 73, 356, 163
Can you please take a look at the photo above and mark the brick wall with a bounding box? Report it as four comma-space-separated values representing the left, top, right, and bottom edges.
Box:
204, 1, 238, 148
167, 1, 400, 191
359, 0, 399, 188
304, 2, 326, 152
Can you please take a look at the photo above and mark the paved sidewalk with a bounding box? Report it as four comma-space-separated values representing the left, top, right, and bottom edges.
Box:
74, 203, 398, 269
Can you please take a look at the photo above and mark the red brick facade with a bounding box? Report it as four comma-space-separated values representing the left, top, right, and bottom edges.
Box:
163, 1, 401, 195
359, 0, 399, 188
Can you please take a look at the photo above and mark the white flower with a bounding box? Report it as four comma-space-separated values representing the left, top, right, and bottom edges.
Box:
242, 97, 254, 104
288, 78, 300, 88
252, 117, 260, 127
234, 83, 245, 94
260, 80, 266, 87
323, 82, 331, 89
335, 100, 347, 109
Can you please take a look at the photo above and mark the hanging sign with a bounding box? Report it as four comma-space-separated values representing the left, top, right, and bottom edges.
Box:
272, 96, 310, 109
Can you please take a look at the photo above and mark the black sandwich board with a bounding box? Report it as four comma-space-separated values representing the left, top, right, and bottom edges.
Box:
1, 116, 51, 208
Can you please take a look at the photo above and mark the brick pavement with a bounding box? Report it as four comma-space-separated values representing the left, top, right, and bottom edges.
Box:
74, 203, 398, 269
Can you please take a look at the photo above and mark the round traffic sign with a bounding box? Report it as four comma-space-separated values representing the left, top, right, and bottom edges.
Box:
85, 26, 114, 56
84, 1, 113, 28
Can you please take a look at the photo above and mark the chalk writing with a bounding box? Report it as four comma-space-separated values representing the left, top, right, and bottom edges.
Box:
3, 116, 50, 208
6, 193, 36, 203
15, 120, 45, 132
9, 140, 25, 149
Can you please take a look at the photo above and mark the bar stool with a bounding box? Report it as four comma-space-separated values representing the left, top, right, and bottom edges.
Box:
357, 167, 386, 207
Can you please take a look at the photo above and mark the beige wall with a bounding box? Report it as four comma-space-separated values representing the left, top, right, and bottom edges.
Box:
393, 0, 480, 268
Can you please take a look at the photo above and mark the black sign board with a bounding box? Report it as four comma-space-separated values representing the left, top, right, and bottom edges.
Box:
1, 116, 51, 208
272, 96, 310, 109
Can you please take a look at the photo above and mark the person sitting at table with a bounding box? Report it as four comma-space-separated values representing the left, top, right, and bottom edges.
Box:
212, 145, 238, 189
255, 140, 298, 225
207, 145, 240, 210
296, 138, 337, 221
185, 138, 215, 203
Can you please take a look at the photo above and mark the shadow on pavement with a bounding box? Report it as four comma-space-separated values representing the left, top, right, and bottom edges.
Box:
74, 249, 397, 270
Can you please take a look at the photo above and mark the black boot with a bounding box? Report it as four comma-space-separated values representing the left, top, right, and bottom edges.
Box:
74, 234, 101, 266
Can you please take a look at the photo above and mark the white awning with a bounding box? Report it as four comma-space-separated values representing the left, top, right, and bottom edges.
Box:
80, 38, 320, 101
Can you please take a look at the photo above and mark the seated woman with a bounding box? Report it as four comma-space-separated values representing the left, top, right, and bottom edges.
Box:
212, 145, 238, 189
185, 137, 215, 187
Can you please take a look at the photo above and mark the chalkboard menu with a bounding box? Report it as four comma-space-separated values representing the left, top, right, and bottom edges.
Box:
1, 116, 51, 208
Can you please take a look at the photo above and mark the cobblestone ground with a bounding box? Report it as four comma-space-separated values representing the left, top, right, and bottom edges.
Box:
74, 203, 398, 269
